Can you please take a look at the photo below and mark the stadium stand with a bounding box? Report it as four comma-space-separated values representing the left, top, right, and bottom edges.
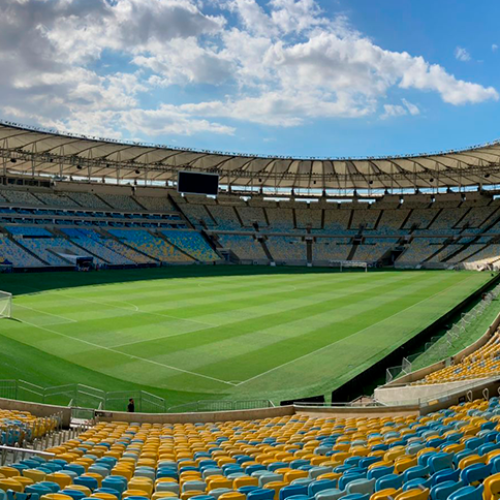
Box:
3, 399, 500, 500
354, 242, 395, 263
462, 245, 500, 268
447, 245, 488, 264
313, 238, 351, 261
266, 209, 295, 232
108, 229, 192, 263
0, 189, 44, 206
15, 236, 98, 267
417, 329, 500, 385
179, 203, 216, 229
34, 193, 77, 209
266, 236, 306, 261
61, 228, 136, 266
402, 209, 437, 230
375, 209, 409, 235
66, 192, 111, 210
218, 234, 267, 261
237, 207, 268, 228
134, 196, 176, 213
0, 409, 58, 445
3, 183, 500, 269
160, 230, 219, 262
209, 206, 242, 230
295, 207, 322, 229
322, 209, 352, 234
100, 194, 143, 212
0, 234, 45, 267
397, 239, 447, 265
351, 209, 380, 230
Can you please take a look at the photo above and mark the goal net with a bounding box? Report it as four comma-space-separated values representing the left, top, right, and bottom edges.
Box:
0, 291, 12, 319
330, 260, 368, 272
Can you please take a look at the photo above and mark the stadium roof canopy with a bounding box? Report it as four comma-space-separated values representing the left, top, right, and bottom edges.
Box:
1, 121, 500, 190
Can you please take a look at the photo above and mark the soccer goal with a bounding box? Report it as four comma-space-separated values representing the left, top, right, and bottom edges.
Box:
0, 291, 12, 319
330, 260, 368, 272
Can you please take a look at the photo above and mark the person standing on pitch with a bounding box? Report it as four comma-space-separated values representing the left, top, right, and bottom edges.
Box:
127, 398, 135, 412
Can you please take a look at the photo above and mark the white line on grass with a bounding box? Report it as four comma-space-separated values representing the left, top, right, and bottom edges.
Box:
16, 285, 213, 328
235, 274, 475, 387
15, 304, 78, 323
16, 317, 237, 387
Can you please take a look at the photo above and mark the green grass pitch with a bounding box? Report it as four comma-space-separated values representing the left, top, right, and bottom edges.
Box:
0, 267, 492, 408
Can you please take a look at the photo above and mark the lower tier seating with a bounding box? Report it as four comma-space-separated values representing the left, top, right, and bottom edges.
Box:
108, 229, 192, 264
417, 330, 500, 385
4, 399, 500, 500
0, 409, 58, 445
218, 234, 267, 261
161, 230, 219, 262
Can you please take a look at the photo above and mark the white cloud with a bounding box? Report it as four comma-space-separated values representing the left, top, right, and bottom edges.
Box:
455, 46, 471, 62
402, 99, 420, 116
381, 99, 420, 120
381, 104, 407, 120
0, 0, 497, 139
493, 44, 498, 52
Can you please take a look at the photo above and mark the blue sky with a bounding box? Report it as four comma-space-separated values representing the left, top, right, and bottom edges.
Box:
1, 0, 499, 158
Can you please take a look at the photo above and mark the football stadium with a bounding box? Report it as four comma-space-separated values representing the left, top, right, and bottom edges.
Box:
2, 0, 500, 498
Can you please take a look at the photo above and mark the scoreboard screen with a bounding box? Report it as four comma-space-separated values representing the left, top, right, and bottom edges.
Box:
177, 171, 219, 196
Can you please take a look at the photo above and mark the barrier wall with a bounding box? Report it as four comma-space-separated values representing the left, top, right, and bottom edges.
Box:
0, 397, 72, 427
95, 405, 295, 424
383, 310, 500, 387
374, 311, 500, 405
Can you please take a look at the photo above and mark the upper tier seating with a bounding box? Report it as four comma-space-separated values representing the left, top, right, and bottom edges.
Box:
0, 189, 45, 206
457, 206, 498, 229
237, 207, 268, 228
5, 399, 500, 500
266, 209, 295, 232
218, 234, 267, 260
351, 209, 380, 230
134, 197, 176, 213
67, 193, 112, 210
322, 210, 351, 233
209, 206, 242, 230
375, 209, 409, 235
295, 208, 322, 229
108, 229, 192, 263
417, 329, 500, 385
403, 209, 437, 230
100, 195, 144, 212
34, 193, 78, 209
266, 236, 306, 261
428, 208, 469, 232
180, 204, 215, 229
160, 230, 219, 261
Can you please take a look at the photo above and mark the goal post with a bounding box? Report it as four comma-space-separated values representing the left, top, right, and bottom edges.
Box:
0, 291, 12, 319
331, 260, 368, 272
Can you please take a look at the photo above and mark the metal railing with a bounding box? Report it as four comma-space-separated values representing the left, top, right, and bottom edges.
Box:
167, 399, 274, 413
385, 284, 500, 383
0, 380, 166, 413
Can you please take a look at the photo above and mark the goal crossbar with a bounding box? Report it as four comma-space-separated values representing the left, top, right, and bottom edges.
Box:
0, 291, 12, 319
330, 260, 368, 272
